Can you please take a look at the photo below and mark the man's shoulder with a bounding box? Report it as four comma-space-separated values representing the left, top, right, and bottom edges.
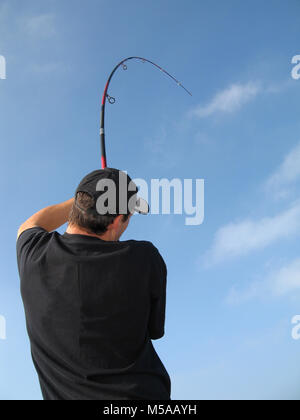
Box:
127, 239, 158, 254
17, 226, 56, 248
16, 226, 58, 263
126, 239, 165, 265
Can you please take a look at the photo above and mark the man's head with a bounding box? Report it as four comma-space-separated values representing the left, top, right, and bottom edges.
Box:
67, 168, 149, 241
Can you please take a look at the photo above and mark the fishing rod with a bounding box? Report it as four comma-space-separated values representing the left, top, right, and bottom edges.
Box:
100, 56, 192, 169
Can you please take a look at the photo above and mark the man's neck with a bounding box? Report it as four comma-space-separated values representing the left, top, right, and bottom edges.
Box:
66, 224, 115, 241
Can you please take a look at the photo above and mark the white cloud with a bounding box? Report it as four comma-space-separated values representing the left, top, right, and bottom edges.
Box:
265, 141, 300, 197
190, 82, 260, 118
30, 62, 67, 74
205, 202, 300, 265
23, 13, 56, 38
272, 258, 300, 296
0, 6, 56, 40
144, 125, 180, 168
226, 258, 300, 304
226, 282, 263, 305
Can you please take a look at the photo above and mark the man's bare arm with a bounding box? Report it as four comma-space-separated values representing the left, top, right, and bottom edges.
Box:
17, 198, 74, 239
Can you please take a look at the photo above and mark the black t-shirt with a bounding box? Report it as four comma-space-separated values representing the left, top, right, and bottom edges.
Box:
16, 227, 171, 400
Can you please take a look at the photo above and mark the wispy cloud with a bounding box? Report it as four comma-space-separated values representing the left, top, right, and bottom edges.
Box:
0, 4, 57, 40
30, 62, 67, 75
143, 125, 180, 168
272, 258, 300, 296
226, 258, 300, 304
22, 13, 56, 38
190, 82, 261, 118
265, 141, 300, 199
205, 202, 300, 265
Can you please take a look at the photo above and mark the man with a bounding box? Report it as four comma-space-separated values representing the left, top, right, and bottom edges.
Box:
16, 168, 171, 400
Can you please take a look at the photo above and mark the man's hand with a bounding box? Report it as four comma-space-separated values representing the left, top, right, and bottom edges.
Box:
17, 198, 74, 239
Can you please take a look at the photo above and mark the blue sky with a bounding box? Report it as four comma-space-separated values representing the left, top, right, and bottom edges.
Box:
0, 0, 300, 400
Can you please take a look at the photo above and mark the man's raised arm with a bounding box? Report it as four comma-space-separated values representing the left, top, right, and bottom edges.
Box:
17, 198, 74, 239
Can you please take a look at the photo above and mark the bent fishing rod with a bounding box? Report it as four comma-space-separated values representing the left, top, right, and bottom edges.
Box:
100, 56, 192, 169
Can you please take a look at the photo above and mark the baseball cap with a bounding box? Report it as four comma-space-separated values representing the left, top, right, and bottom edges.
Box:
75, 168, 149, 216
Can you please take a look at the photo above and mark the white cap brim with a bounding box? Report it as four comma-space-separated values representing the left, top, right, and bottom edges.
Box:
134, 196, 149, 215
